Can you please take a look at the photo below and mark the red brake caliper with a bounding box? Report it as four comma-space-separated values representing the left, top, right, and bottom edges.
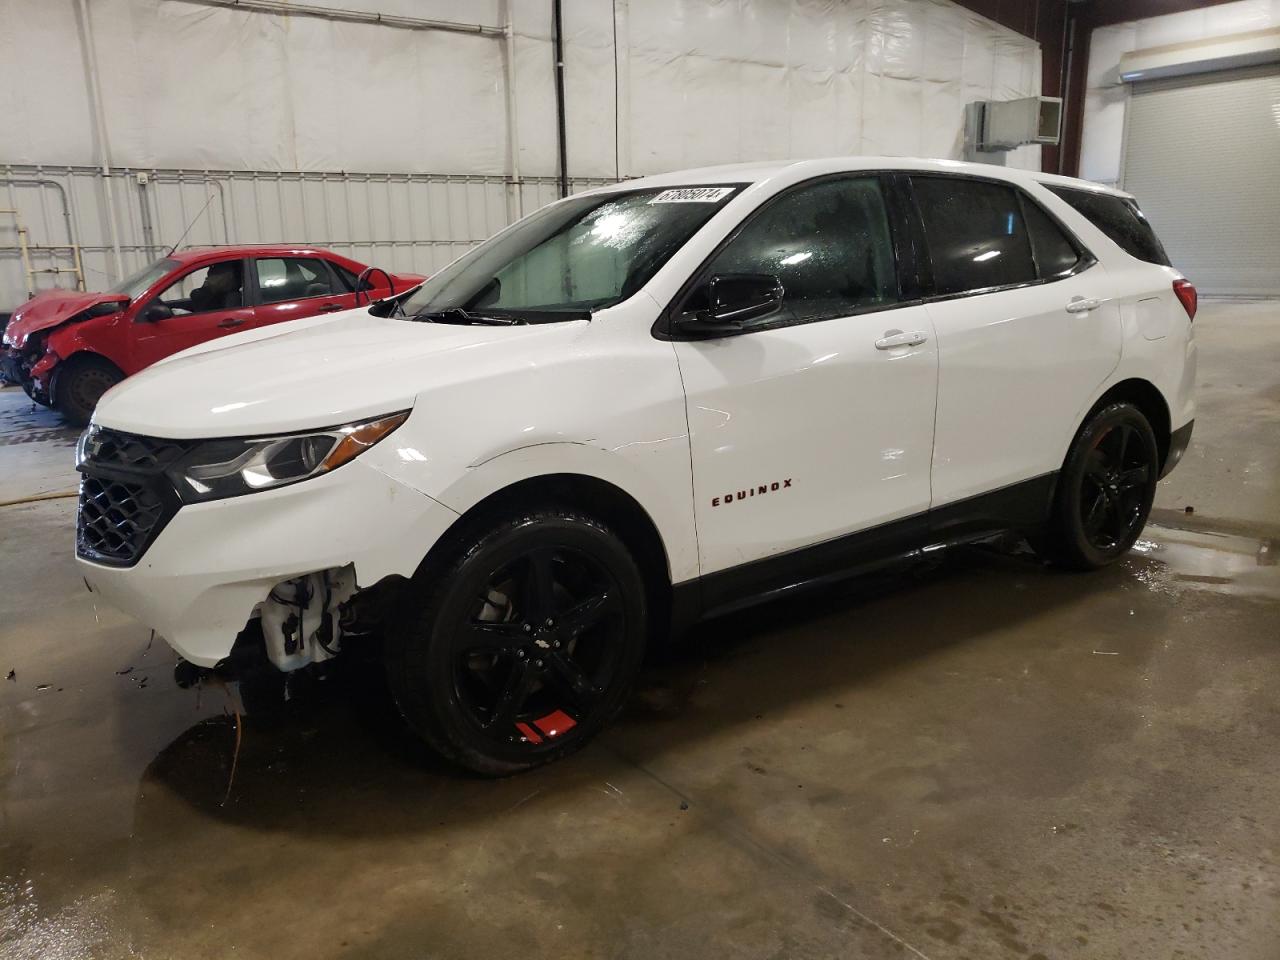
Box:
516, 709, 577, 745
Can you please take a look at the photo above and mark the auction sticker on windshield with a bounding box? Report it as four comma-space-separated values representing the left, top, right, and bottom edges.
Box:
649, 187, 735, 204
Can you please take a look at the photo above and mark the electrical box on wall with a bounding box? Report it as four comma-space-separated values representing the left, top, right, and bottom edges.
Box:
963, 95, 1061, 166
975, 96, 1063, 150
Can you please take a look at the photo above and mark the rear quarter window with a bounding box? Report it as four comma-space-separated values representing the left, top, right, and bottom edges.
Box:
1047, 186, 1170, 267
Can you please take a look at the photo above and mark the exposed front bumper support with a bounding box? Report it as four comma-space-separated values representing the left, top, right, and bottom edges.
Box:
78, 459, 459, 667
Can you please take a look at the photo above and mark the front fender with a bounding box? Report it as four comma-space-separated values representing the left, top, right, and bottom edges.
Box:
45, 315, 133, 377
351, 297, 697, 584
364, 438, 700, 585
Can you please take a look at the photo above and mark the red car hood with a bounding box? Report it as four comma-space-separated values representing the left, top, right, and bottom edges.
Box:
5, 290, 123, 347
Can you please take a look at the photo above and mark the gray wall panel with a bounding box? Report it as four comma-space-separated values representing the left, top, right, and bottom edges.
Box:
0, 166, 612, 308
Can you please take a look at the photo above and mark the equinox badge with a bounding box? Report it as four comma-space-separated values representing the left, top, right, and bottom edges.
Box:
712, 479, 792, 507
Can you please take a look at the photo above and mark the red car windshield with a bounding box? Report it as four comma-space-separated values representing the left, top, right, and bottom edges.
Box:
109, 258, 178, 300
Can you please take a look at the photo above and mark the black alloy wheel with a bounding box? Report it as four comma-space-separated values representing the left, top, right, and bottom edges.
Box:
1039, 401, 1160, 570
1079, 421, 1151, 552
388, 509, 647, 775
455, 546, 625, 748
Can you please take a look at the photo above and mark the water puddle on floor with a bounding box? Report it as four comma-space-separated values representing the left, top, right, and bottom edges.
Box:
0, 875, 137, 960
0, 386, 77, 447
1130, 524, 1280, 601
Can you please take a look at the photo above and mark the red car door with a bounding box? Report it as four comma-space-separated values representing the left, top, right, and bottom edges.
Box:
130, 257, 255, 370
249, 255, 354, 328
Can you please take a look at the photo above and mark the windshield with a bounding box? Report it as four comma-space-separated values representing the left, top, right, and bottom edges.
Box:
397, 185, 743, 320
109, 258, 178, 300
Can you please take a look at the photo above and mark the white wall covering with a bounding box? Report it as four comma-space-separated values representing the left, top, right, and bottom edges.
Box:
1079, 0, 1280, 186
545, 0, 1043, 177
0, 0, 511, 174
0, 0, 1041, 308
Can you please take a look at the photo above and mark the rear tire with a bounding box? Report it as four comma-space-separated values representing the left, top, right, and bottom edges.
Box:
386, 508, 648, 776
54, 356, 123, 426
1037, 402, 1159, 570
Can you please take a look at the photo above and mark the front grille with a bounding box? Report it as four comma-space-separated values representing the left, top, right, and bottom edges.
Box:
78, 476, 168, 564
76, 427, 191, 566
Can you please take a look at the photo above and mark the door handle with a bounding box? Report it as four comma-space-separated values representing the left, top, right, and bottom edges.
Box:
319, 304, 344, 313
1065, 296, 1102, 314
217, 317, 246, 329
875, 330, 928, 350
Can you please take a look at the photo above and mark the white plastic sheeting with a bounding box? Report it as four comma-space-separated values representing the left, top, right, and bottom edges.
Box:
0, 0, 1042, 306
2, 0, 1041, 176
1079, 0, 1280, 186
525, 0, 1042, 177
0, 0, 511, 174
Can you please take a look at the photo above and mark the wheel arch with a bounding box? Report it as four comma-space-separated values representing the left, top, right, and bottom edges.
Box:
418, 472, 676, 646
49, 350, 126, 405
1085, 377, 1173, 470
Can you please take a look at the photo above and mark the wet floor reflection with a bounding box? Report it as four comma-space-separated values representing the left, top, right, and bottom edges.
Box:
3, 523, 1279, 958
0, 386, 77, 447
125, 524, 1280, 834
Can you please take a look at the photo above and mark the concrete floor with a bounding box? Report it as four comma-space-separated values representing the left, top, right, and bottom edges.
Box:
1, 301, 1278, 960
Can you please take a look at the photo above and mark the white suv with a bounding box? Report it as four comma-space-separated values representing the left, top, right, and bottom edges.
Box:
75, 157, 1196, 774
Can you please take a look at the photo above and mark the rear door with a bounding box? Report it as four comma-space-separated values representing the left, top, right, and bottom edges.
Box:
670, 174, 939, 594
131, 257, 254, 369
249, 256, 352, 328
909, 175, 1123, 518
1047, 186, 1184, 341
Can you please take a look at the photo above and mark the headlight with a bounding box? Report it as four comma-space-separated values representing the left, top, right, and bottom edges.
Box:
165, 411, 410, 503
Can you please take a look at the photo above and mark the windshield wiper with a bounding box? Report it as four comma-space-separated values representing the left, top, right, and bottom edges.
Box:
407, 308, 526, 326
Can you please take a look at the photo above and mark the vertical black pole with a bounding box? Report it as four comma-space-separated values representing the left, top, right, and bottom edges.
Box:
553, 0, 569, 198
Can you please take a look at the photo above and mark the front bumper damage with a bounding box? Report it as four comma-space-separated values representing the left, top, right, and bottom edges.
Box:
78, 457, 458, 668
2, 345, 51, 403
1, 350, 23, 386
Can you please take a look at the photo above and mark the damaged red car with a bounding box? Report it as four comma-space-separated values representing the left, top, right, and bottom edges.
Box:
2, 245, 422, 425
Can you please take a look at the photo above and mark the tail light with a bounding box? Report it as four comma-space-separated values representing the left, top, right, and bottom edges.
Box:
1173, 279, 1197, 321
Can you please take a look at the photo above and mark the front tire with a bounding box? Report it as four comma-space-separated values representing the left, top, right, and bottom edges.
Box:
19, 376, 48, 406
1038, 402, 1160, 570
54, 356, 123, 426
387, 508, 648, 776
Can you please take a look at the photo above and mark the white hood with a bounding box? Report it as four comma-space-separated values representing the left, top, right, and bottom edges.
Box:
94, 308, 582, 438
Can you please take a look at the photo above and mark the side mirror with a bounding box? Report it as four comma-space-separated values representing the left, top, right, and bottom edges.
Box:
676, 273, 785, 337
138, 303, 173, 323
87, 297, 129, 318
355, 266, 394, 306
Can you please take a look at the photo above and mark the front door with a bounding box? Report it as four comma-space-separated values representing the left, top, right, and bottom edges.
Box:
670, 175, 939, 599
131, 258, 253, 369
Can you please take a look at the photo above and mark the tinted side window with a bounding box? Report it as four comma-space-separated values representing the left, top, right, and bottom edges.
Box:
1047, 187, 1170, 266
912, 177, 1037, 295
330, 263, 358, 292
1022, 197, 1082, 278
255, 257, 338, 304
329, 263, 374, 292
154, 261, 244, 314
690, 176, 898, 330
